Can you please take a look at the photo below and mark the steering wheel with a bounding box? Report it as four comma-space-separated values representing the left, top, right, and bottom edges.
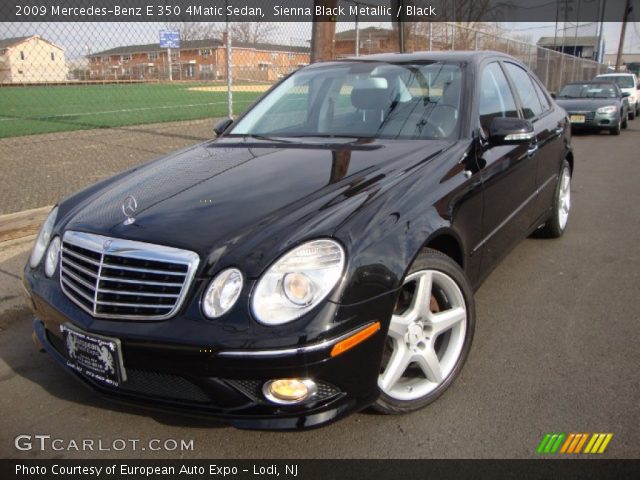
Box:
415, 105, 458, 138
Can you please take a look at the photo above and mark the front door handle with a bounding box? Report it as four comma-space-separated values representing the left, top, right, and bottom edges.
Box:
527, 144, 539, 157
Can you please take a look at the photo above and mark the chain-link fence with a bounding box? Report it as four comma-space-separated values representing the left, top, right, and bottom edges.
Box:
335, 21, 610, 93
0, 22, 312, 138
0, 20, 611, 140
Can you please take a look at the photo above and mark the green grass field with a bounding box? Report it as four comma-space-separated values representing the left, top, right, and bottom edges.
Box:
0, 82, 264, 138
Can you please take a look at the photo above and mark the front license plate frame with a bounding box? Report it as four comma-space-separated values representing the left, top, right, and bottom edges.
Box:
569, 115, 586, 124
60, 324, 127, 386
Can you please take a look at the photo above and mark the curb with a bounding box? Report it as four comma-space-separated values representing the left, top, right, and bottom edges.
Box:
0, 206, 51, 243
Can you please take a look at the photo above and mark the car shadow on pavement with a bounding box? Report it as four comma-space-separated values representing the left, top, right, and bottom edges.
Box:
0, 309, 228, 429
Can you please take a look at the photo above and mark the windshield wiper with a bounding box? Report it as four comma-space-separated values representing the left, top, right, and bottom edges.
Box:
246, 134, 296, 144
281, 133, 367, 140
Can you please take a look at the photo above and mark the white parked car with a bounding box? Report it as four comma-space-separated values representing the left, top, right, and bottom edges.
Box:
595, 73, 640, 120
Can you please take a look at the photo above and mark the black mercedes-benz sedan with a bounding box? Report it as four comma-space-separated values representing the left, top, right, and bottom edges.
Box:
555, 81, 631, 135
23, 51, 573, 430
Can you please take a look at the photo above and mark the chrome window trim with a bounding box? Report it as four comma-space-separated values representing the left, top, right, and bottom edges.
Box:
60, 230, 200, 321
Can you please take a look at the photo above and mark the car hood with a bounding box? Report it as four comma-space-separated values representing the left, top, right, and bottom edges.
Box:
555, 97, 619, 111
61, 136, 450, 276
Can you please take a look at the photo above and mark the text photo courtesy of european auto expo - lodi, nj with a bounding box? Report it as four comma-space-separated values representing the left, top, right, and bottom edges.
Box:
1, 0, 640, 479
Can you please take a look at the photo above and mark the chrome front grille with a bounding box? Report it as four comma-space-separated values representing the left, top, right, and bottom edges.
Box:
60, 231, 199, 320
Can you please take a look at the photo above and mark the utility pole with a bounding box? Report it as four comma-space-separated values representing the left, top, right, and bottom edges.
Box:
596, 0, 606, 62
615, 0, 631, 71
311, 0, 337, 63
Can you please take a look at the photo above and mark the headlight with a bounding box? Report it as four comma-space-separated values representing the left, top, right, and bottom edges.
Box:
252, 239, 345, 325
29, 206, 58, 268
629, 95, 637, 103
44, 236, 61, 277
202, 268, 243, 318
596, 106, 617, 114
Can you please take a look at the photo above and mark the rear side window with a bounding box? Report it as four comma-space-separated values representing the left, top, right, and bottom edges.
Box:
504, 63, 544, 119
479, 62, 519, 132
598, 75, 635, 89
531, 79, 551, 111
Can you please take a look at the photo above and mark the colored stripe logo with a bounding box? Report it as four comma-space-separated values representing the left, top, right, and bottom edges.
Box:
537, 433, 613, 454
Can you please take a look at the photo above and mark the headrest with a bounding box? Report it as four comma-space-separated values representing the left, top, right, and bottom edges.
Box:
440, 77, 461, 107
351, 77, 390, 110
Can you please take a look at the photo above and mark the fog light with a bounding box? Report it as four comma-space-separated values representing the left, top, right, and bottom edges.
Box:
263, 378, 317, 404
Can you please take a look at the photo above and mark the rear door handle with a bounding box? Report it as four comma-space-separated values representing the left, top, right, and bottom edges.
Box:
527, 144, 539, 157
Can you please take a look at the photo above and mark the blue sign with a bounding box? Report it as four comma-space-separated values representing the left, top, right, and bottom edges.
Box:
160, 31, 180, 49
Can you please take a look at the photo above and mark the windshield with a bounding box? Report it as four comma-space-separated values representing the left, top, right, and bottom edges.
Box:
558, 83, 618, 98
230, 61, 463, 140
597, 75, 635, 88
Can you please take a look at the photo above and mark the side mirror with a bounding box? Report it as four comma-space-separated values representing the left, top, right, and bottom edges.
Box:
213, 118, 233, 137
488, 117, 535, 145
622, 91, 631, 98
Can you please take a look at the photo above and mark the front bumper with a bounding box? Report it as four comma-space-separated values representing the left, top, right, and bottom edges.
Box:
24, 268, 394, 430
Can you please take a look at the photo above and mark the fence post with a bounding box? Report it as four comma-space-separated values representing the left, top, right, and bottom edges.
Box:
475, 31, 478, 51
559, 52, 565, 93
451, 23, 455, 50
429, 22, 432, 51
225, 21, 232, 119
545, 47, 550, 88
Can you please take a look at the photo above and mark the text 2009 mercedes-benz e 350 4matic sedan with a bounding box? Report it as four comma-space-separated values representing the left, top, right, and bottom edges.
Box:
24, 51, 573, 430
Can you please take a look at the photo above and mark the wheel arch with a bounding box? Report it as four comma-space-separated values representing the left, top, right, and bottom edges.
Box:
565, 150, 574, 174
421, 229, 465, 270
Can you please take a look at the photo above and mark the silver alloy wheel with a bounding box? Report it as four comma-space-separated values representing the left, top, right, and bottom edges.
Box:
378, 269, 467, 401
558, 166, 571, 230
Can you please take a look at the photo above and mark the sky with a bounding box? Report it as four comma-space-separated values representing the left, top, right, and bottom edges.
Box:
1, 21, 638, 63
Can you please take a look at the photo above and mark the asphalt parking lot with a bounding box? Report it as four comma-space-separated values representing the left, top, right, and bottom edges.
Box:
0, 122, 638, 459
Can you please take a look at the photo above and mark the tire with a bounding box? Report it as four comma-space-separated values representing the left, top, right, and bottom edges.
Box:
630, 109, 636, 120
536, 160, 571, 239
610, 116, 621, 135
622, 112, 628, 129
373, 248, 475, 414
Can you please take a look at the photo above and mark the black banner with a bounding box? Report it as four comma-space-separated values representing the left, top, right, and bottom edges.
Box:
2, 0, 637, 23
3, 459, 640, 480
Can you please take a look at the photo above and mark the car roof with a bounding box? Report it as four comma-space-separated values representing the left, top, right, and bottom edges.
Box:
565, 81, 617, 85
596, 73, 635, 77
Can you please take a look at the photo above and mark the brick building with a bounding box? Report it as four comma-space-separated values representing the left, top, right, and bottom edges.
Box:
87, 36, 310, 82
335, 27, 396, 57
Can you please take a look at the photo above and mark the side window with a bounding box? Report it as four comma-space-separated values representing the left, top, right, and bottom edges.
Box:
479, 62, 519, 133
531, 78, 551, 112
504, 63, 544, 119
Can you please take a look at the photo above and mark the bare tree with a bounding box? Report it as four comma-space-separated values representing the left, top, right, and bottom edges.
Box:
230, 22, 278, 44
164, 22, 223, 41
400, 0, 513, 51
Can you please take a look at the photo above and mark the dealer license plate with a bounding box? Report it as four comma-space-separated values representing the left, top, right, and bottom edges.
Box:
569, 115, 586, 124
60, 324, 126, 386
